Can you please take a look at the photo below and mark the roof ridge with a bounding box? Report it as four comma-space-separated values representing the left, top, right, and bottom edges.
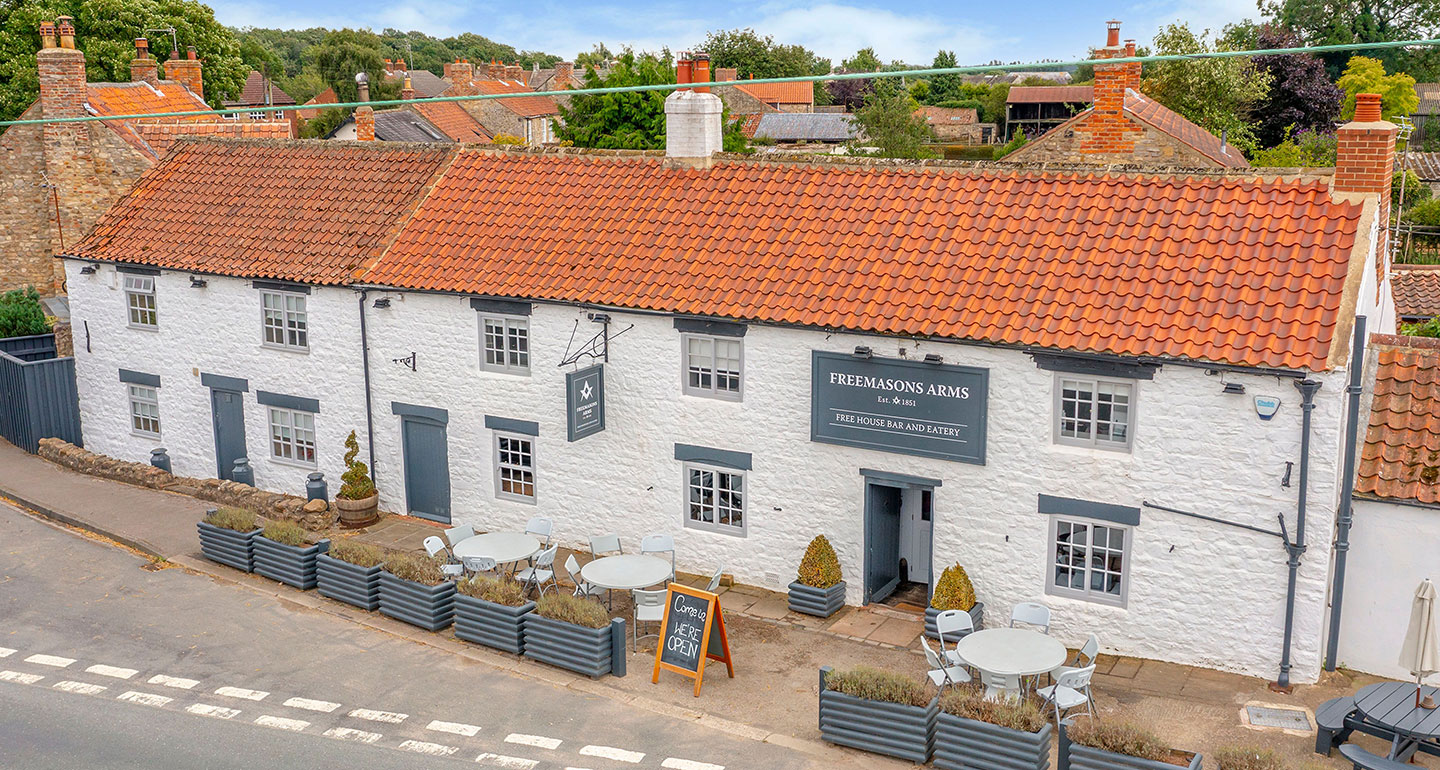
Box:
354, 145, 464, 282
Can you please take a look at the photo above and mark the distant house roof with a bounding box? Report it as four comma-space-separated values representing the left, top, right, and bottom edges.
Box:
753, 112, 858, 142
1357, 334, 1440, 506
223, 71, 296, 108
1405, 152, 1440, 181
1007, 86, 1093, 104
732, 113, 762, 139
735, 80, 814, 107
454, 78, 560, 117
85, 81, 231, 158
1414, 84, 1440, 115
296, 87, 337, 120
964, 72, 1072, 87
1394, 264, 1440, 319
373, 110, 451, 142
1123, 90, 1248, 168
405, 70, 449, 98
411, 101, 491, 143
916, 106, 977, 126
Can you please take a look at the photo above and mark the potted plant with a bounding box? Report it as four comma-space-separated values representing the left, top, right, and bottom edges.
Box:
253, 519, 329, 590
818, 665, 938, 763
934, 685, 1052, 770
926, 563, 985, 640
522, 594, 624, 678
317, 538, 386, 611
197, 507, 262, 573
333, 431, 379, 528
378, 553, 456, 632
788, 535, 846, 617
455, 575, 534, 654
1060, 717, 1202, 770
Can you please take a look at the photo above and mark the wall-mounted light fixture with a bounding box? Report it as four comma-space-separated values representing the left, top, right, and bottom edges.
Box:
372, 297, 391, 309
852, 346, 873, 359
79, 264, 97, 275
588, 312, 611, 324
189, 276, 207, 288
1223, 382, 1246, 395
923, 353, 944, 364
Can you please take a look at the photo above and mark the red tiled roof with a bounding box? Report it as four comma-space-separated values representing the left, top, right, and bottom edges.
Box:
69, 139, 456, 285
1394, 265, 1440, 318
1357, 335, 1440, 505
367, 150, 1362, 370
732, 113, 762, 138
84, 81, 284, 158
1007, 86, 1093, 104
297, 87, 337, 120
463, 79, 559, 117
916, 106, 977, 125
1123, 90, 1248, 169
224, 71, 297, 107
412, 101, 492, 143
735, 80, 813, 106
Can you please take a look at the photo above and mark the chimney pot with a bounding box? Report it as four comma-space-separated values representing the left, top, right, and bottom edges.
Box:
692, 53, 710, 94
402, 75, 414, 101
186, 45, 196, 60
57, 16, 76, 49
131, 38, 159, 83
676, 58, 692, 89
134, 38, 148, 56
38, 20, 56, 49
1354, 92, 1383, 122
1106, 20, 1121, 48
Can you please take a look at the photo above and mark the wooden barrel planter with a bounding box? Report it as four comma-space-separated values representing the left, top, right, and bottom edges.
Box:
818, 666, 938, 763
316, 554, 384, 610
253, 537, 329, 590
522, 615, 625, 679
197, 521, 261, 573
1059, 719, 1201, 770
788, 581, 846, 617
378, 572, 456, 632
934, 712, 1052, 770
924, 603, 985, 641
454, 594, 534, 654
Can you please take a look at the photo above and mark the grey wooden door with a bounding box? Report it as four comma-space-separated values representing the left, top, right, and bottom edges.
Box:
865, 483, 903, 604
401, 415, 451, 523
210, 389, 246, 480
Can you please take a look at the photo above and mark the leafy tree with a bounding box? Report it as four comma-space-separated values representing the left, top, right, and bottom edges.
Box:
843, 47, 882, 72
1260, 0, 1440, 76
299, 105, 346, 138
0, 287, 51, 339
1250, 25, 1342, 147
310, 28, 397, 104
993, 128, 1028, 159
555, 49, 671, 149
978, 83, 1010, 126
851, 80, 932, 159
276, 70, 325, 104
1142, 23, 1272, 154
825, 48, 885, 110
908, 79, 930, 103
695, 28, 831, 106
1250, 126, 1339, 165
923, 50, 964, 104
1336, 55, 1418, 120
1406, 198, 1440, 226
231, 26, 326, 77
574, 43, 613, 69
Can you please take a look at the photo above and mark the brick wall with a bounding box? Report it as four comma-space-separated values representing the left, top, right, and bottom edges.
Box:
1007, 122, 1219, 167
163, 49, 203, 99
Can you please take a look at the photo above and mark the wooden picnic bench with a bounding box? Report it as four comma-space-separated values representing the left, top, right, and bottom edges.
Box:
1340, 743, 1414, 770
1317, 685, 1440, 761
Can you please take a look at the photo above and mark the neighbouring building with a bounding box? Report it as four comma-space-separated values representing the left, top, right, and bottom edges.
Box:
60, 58, 1404, 684
442, 60, 560, 144
1392, 264, 1440, 322
713, 67, 814, 113
1409, 84, 1440, 145
1403, 151, 1440, 197
382, 59, 448, 98
222, 70, 297, 134
329, 75, 491, 143
1005, 85, 1092, 141
965, 71, 1072, 87
735, 112, 859, 145
296, 87, 338, 121
917, 106, 995, 144
0, 21, 289, 296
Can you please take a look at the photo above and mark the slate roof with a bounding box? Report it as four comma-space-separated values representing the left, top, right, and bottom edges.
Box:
735, 80, 814, 106
1357, 335, 1440, 506
404, 70, 449, 98
223, 71, 297, 107
1393, 265, 1440, 319
1404, 152, 1440, 181
1007, 86, 1093, 104
371, 110, 450, 142
753, 113, 858, 142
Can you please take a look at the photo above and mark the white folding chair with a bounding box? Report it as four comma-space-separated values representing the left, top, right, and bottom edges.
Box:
1051, 633, 1099, 681
566, 554, 605, 600
525, 517, 554, 546
589, 534, 622, 557
980, 670, 1022, 702
632, 588, 667, 651
1038, 664, 1096, 722
515, 545, 558, 597
922, 637, 971, 690
935, 609, 974, 666
640, 533, 675, 583
462, 556, 497, 576
1010, 602, 1052, 633
423, 535, 451, 560
441, 562, 465, 580
706, 566, 724, 593
444, 524, 474, 548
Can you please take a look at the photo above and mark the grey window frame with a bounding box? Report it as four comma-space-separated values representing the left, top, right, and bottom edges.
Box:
1053, 373, 1135, 452
267, 405, 317, 467
493, 431, 537, 503
127, 384, 161, 438
682, 461, 747, 537
1045, 515, 1130, 608
124, 274, 157, 329
261, 289, 309, 352
478, 313, 531, 375
680, 333, 743, 401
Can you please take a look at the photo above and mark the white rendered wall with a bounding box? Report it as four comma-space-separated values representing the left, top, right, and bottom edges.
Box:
1335, 499, 1440, 680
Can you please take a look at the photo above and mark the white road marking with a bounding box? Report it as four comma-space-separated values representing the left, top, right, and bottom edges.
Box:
505, 734, 561, 750
399, 740, 457, 756
117, 691, 173, 707
0, 671, 44, 684
24, 654, 75, 668
214, 686, 268, 701
283, 696, 340, 713
0, 647, 16, 658
148, 674, 200, 690
255, 715, 310, 731
662, 759, 726, 770
86, 665, 138, 680
580, 746, 645, 764
323, 727, 383, 743
52, 680, 107, 695
186, 703, 240, 719
348, 707, 408, 724
427, 720, 481, 737
475, 754, 539, 769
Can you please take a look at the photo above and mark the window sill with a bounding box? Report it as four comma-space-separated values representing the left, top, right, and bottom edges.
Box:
1046, 441, 1134, 460
268, 456, 318, 471
127, 324, 159, 332
683, 521, 747, 538
495, 492, 537, 505
478, 364, 532, 377
261, 343, 310, 355
681, 390, 744, 403
131, 430, 161, 441
1044, 586, 1127, 610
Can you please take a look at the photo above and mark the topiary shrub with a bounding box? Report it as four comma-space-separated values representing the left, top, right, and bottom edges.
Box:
1215, 747, 1285, 770
204, 507, 258, 532
337, 431, 376, 500
1065, 719, 1168, 762
825, 666, 933, 707
535, 594, 610, 628
458, 575, 527, 606
384, 553, 448, 585
797, 535, 843, 588
261, 519, 307, 546
931, 563, 976, 611
327, 538, 386, 567
940, 684, 1048, 731
0, 286, 51, 339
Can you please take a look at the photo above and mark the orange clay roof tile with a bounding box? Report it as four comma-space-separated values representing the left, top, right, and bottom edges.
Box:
1357, 335, 1440, 505
734, 80, 814, 106
1393, 264, 1440, 319
465, 78, 559, 117
412, 101, 492, 142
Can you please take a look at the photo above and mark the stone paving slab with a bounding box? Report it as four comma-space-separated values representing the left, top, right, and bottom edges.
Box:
825, 609, 885, 639
867, 617, 923, 647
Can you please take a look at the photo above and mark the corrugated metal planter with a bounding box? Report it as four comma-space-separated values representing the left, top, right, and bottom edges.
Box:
934, 712, 1051, 770
818, 666, 938, 763
924, 603, 986, 641
454, 594, 534, 654
316, 554, 383, 611
1059, 720, 1201, 770
788, 580, 846, 617
197, 522, 260, 573
522, 614, 625, 679
378, 572, 456, 632
253, 537, 329, 590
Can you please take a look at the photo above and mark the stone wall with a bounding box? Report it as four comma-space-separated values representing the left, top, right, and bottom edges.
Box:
1007, 120, 1219, 167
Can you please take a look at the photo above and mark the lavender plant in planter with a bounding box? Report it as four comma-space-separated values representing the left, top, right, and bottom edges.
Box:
818, 666, 938, 763
925, 562, 983, 641
788, 535, 846, 617
522, 594, 624, 678
378, 554, 456, 631
253, 520, 329, 590
317, 539, 385, 611
934, 685, 1052, 770
197, 507, 261, 573
454, 575, 534, 654
1059, 717, 1202, 770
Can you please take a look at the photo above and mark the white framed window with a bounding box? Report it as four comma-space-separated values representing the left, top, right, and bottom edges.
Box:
128, 385, 160, 437
682, 334, 742, 400
249, 110, 266, 121
124, 275, 157, 329
479, 314, 529, 374
268, 407, 317, 466
684, 463, 746, 536
1055, 375, 1134, 451
262, 290, 308, 350
494, 432, 536, 502
1046, 517, 1129, 607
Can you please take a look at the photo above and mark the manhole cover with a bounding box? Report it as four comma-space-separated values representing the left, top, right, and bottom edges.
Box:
1246, 705, 1312, 731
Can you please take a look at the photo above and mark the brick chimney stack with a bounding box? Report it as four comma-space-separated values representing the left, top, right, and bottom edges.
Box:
130, 38, 158, 84
1092, 21, 1127, 119
401, 74, 414, 102
354, 72, 374, 140
38, 18, 86, 123
553, 61, 574, 88
1122, 39, 1140, 90
715, 66, 737, 84
1335, 92, 1398, 252
164, 45, 203, 99
505, 64, 522, 81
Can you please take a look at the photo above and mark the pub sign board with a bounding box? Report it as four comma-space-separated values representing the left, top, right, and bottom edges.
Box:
810, 350, 989, 464
566, 364, 605, 442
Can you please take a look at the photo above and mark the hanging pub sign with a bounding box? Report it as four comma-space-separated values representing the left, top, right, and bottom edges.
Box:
810, 350, 989, 464
566, 364, 605, 441
652, 583, 734, 697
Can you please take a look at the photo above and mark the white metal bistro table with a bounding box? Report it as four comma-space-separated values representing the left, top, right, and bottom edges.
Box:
953, 627, 1068, 697
581, 554, 673, 591
452, 531, 541, 565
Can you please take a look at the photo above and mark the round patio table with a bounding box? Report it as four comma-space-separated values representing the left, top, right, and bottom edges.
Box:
953, 628, 1068, 696
580, 554, 673, 591
1354, 681, 1440, 759
451, 531, 540, 565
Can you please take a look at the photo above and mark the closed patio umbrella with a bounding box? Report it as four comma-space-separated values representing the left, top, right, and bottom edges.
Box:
1399, 579, 1440, 709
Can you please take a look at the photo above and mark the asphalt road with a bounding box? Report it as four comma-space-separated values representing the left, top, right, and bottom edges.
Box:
0, 503, 814, 770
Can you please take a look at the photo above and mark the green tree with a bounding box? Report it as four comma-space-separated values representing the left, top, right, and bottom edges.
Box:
1336, 55, 1418, 119
695, 28, 831, 105
574, 43, 613, 69
851, 81, 932, 159
555, 49, 672, 149
310, 28, 397, 104
0, 287, 51, 338
1260, 0, 1440, 76
843, 47, 882, 72
1142, 23, 1272, 154
924, 50, 963, 104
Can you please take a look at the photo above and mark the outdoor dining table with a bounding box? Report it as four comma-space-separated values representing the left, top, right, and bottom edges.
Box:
1353, 681, 1440, 760
580, 554, 673, 591
952, 627, 1068, 698
451, 531, 540, 565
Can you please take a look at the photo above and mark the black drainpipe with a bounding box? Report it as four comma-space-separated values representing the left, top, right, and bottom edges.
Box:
1277, 377, 1322, 691
358, 288, 378, 484
1325, 316, 1368, 671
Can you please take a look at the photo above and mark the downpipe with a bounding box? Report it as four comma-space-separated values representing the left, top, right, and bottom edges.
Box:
1276, 377, 1322, 692
358, 288, 378, 485
1325, 317, 1368, 671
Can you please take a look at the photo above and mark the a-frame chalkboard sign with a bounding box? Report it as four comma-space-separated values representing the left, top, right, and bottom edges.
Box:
651, 583, 734, 696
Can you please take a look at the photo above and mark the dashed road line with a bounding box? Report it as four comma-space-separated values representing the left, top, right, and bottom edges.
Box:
186, 703, 241, 719
24, 654, 75, 668
0, 647, 16, 658
283, 696, 341, 713
399, 740, 458, 757
662, 759, 725, 770
215, 686, 269, 701
505, 733, 561, 750
53, 680, 107, 695
255, 715, 310, 731
323, 727, 384, 744
148, 674, 200, 690
0, 671, 44, 684
348, 707, 408, 724
117, 691, 173, 707
427, 720, 481, 737
86, 664, 138, 680
579, 746, 645, 764
475, 754, 539, 769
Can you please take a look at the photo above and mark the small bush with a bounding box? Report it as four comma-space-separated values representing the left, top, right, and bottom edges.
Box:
796, 535, 843, 589
458, 575, 527, 606
337, 431, 376, 501
993, 129, 1028, 160
931, 563, 977, 611
1215, 747, 1286, 770
384, 553, 448, 586
261, 519, 307, 546
535, 594, 610, 628
492, 133, 525, 146
0, 286, 51, 339
1064, 719, 1168, 762
940, 685, 1048, 732
825, 666, 932, 707
204, 507, 258, 532
327, 538, 385, 568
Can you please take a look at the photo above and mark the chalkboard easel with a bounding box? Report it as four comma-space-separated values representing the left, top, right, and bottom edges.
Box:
651, 583, 734, 697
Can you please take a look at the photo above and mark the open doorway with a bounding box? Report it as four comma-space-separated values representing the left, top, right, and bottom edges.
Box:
864, 480, 934, 609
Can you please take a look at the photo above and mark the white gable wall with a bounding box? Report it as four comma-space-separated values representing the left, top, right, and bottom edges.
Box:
1335, 498, 1440, 680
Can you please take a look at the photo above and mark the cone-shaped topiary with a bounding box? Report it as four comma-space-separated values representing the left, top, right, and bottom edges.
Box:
931, 563, 976, 611
337, 430, 377, 500
797, 535, 843, 589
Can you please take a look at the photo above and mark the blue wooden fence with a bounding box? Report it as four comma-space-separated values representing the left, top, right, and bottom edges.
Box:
0, 333, 82, 453
0, 333, 58, 362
